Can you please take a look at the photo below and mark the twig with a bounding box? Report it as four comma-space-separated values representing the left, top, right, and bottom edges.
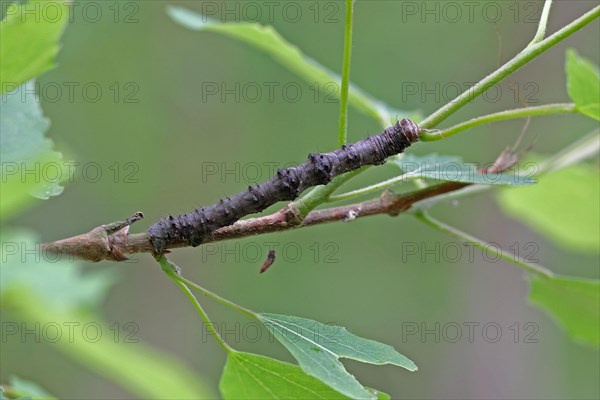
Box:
41, 181, 475, 262
39, 139, 528, 263
40, 126, 599, 264
40, 211, 145, 262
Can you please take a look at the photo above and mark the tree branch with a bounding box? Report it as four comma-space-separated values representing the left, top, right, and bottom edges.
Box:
41, 155, 514, 263
39, 125, 599, 264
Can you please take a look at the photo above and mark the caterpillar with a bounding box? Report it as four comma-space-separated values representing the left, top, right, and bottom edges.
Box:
147, 118, 420, 254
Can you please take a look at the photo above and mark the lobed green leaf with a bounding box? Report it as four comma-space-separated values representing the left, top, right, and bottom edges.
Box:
258, 313, 416, 399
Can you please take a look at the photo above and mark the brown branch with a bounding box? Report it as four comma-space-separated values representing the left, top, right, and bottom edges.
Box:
41, 149, 518, 262
39, 181, 468, 262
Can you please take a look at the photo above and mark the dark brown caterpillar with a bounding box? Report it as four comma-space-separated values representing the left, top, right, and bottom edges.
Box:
147, 119, 420, 254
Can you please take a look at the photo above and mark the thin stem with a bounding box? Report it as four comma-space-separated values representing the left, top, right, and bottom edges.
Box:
337, 0, 355, 146
420, 103, 577, 142
158, 256, 234, 352
175, 274, 258, 320
414, 211, 555, 278
327, 172, 417, 203
419, 6, 599, 129
529, 0, 553, 46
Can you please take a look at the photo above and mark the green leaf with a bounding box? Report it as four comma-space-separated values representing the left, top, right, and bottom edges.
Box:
566, 49, 600, 121
6, 376, 55, 400
166, 6, 420, 126
497, 163, 599, 253
529, 275, 600, 346
1, 230, 216, 399
0, 0, 69, 93
393, 154, 535, 186
1, 82, 69, 219
258, 313, 416, 400
220, 352, 390, 400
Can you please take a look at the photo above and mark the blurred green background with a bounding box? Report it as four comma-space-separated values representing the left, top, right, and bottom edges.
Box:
2, 0, 599, 398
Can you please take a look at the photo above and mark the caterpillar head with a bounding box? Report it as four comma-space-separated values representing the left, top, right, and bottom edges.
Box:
398, 118, 420, 143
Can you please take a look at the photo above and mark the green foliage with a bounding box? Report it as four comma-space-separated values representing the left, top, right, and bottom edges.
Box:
220, 351, 390, 400
0, 0, 69, 94
258, 313, 416, 399
497, 163, 599, 253
0, 0, 70, 218
566, 49, 600, 120
0, 82, 67, 218
166, 6, 419, 126
394, 154, 536, 186
529, 275, 600, 346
